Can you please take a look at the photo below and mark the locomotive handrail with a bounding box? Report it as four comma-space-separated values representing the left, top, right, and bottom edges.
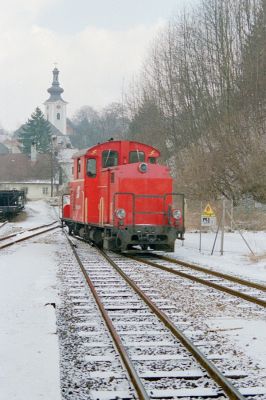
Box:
164, 193, 185, 230
61, 193, 70, 220
113, 192, 184, 228
134, 211, 165, 214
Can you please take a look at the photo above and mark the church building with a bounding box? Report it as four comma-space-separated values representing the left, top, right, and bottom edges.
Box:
44, 66, 77, 189
44, 66, 67, 135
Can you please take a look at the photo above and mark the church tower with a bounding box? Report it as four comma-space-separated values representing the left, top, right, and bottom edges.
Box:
44, 67, 67, 135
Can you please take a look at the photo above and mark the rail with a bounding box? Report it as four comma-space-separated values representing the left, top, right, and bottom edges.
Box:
65, 232, 246, 400
64, 231, 150, 400
100, 249, 245, 400
127, 254, 266, 308
0, 221, 60, 249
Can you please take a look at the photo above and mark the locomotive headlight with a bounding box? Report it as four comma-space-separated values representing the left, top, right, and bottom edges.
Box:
138, 163, 148, 173
172, 209, 182, 220
115, 208, 126, 219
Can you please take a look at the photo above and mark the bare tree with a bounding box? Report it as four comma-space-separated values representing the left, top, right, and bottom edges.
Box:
127, 0, 266, 202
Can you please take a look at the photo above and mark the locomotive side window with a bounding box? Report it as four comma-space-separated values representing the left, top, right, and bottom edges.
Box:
102, 150, 118, 168
129, 151, 145, 163
87, 158, 96, 177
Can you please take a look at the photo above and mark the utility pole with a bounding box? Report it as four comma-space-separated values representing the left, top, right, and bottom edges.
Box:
199, 201, 202, 252
50, 136, 56, 197
220, 198, 226, 255
230, 200, 233, 231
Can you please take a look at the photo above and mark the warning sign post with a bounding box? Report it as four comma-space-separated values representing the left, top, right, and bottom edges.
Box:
202, 203, 216, 217
201, 203, 216, 227
199, 199, 254, 256
201, 215, 216, 226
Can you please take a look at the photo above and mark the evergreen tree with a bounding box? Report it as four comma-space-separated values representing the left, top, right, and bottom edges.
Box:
18, 107, 52, 154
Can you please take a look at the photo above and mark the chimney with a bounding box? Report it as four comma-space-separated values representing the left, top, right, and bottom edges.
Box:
31, 141, 37, 162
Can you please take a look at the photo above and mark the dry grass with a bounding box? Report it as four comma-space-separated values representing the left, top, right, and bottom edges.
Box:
248, 252, 266, 263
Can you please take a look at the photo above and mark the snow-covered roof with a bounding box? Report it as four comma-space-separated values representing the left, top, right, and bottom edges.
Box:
0, 153, 52, 182
1, 180, 58, 185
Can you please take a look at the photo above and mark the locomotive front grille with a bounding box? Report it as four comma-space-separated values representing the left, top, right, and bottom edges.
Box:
131, 233, 167, 243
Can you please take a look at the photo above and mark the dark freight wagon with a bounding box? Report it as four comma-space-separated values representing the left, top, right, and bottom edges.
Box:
0, 190, 25, 220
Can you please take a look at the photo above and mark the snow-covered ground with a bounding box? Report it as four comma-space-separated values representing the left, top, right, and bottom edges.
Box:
0, 201, 265, 399
175, 230, 266, 282
207, 318, 266, 369
175, 231, 266, 370
0, 201, 61, 400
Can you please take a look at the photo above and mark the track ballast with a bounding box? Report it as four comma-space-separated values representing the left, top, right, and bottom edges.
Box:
57, 232, 266, 399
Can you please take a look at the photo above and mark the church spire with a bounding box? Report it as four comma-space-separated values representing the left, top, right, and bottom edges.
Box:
44, 66, 67, 135
47, 67, 65, 101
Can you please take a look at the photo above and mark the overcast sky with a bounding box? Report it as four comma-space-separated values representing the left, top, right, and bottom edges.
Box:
0, 0, 194, 131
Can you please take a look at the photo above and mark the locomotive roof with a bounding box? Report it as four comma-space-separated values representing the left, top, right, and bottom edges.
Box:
72, 140, 160, 159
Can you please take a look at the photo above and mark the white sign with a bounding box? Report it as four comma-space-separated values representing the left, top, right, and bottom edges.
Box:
201, 216, 216, 226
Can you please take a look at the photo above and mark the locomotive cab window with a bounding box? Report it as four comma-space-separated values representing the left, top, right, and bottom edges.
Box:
129, 151, 145, 163
77, 158, 82, 178
148, 157, 156, 164
102, 150, 118, 168
87, 158, 96, 177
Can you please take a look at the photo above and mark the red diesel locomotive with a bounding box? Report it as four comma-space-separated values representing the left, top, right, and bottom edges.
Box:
62, 140, 184, 252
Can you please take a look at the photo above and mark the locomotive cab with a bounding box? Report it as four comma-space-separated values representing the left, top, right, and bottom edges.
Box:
62, 140, 185, 252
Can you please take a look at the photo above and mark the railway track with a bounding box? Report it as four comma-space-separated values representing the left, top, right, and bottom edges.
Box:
125, 254, 266, 309
0, 221, 60, 249
58, 231, 266, 399
0, 220, 8, 229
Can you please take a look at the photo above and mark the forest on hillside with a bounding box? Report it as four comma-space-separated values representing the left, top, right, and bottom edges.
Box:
70, 0, 266, 203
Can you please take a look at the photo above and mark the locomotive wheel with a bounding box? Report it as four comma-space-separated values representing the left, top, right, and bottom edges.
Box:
79, 227, 85, 238
115, 236, 122, 249
93, 229, 103, 248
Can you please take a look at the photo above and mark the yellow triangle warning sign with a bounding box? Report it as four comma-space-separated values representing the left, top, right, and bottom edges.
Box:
203, 203, 215, 217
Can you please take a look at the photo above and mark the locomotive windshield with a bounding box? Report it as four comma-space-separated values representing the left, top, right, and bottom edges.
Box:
129, 151, 145, 163
102, 150, 118, 167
